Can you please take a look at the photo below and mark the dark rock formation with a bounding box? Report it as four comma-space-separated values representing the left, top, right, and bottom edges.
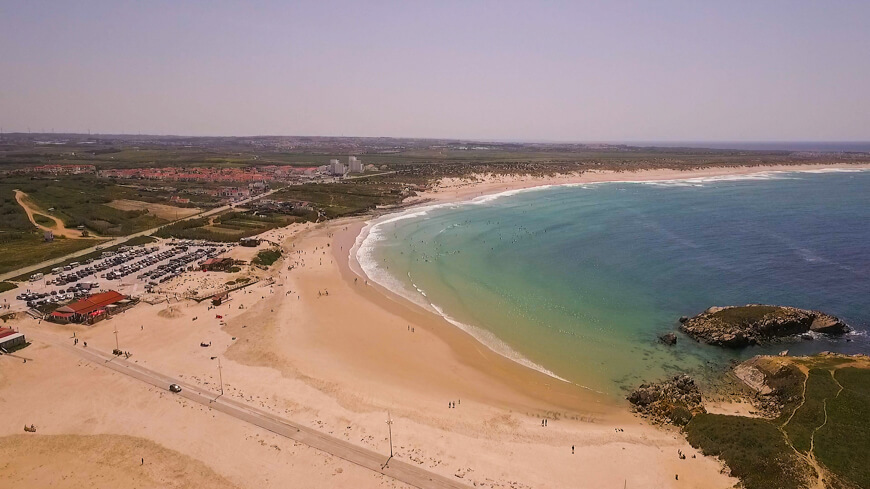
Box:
627, 374, 704, 425
679, 305, 848, 348
659, 332, 677, 346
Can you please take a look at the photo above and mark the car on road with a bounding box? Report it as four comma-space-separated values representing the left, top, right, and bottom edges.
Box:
169, 383, 182, 393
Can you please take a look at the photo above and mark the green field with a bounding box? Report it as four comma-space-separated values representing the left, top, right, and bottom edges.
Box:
272, 180, 404, 218
154, 211, 296, 242
252, 248, 281, 267
710, 305, 781, 325
685, 358, 870, 489
686, 414, 813, 489
0, 235, 105, 276
783, 369, 842, 453
8, 235, 158, 281
814, 368, 870, 488
1, 176, 168, 236
0, 181, 109, 275
0, 175, 201, 276
32, 213, 55, 227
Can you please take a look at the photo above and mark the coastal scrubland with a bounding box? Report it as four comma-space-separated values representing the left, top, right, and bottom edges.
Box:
271, 180, 406, 218
684, 355, 870, 489
153, 211, 299, 242
251, 248, 281, 267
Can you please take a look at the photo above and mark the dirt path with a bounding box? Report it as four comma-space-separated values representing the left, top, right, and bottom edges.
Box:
777, 369, 825, 489
777, 365, 851, 489
810, 371, 843, 455
13, 189, 96, 239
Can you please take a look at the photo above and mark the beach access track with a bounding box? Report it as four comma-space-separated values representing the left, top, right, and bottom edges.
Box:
26, 329, 469, 489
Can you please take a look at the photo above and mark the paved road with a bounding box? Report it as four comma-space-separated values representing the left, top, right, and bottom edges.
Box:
0, 186, 287, 283
343, 171, 398, 180
25, 330, 468, 489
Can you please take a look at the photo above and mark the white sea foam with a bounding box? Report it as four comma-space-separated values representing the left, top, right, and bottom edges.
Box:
351, 166, 870, 385
428, 303, 573, 383
800, 167, 869, 174
353, 202, 576, 384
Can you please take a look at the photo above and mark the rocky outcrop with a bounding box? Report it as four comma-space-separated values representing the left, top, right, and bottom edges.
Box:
659, 332, 677, 346
679, 305, 848, 348
627, 374, 704, 425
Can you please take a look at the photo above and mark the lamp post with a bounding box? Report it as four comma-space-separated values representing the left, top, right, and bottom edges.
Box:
386, 411, 393, 458
217, 357, 224, 396
114, 327, 120, 352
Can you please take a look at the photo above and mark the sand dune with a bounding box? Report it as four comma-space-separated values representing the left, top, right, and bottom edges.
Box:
0, 434, 239, 489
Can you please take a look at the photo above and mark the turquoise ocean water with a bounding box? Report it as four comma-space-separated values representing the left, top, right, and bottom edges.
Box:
357, 170, 870, 395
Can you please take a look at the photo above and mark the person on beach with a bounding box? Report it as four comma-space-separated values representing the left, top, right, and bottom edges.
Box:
572, 445, 574, 454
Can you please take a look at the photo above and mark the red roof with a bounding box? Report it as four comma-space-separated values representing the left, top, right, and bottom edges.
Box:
0, 328, 15, 339
56, 291, 126, 315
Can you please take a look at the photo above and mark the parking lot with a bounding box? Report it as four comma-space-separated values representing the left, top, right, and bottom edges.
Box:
12, 239, 234, 311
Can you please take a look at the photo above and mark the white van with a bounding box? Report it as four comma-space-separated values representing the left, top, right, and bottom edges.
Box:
30, 273, 44, 282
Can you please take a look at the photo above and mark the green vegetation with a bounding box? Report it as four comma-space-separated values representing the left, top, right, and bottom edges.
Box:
0, 176, 178, 277
3, 134, 861, 177
32, 213, 54, 226
155, 212, 295, 241
0, 282, 17, 293
815, 367, 870, 488
8, 235, 156, 281
252, 248, 281, 267
683, 357, 870, 489
0, 236, 104, 277
122, 235, 159, 247
0, 184, 37, 236
273, 180, 405, 218
686, 414, 814, 489
768, 363, 811, 424
784, 369, 841, 453
710, 305, 780, 325
6, 176, 167, 235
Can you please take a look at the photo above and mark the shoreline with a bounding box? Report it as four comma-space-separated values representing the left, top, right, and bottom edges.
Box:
414, 162, 870, 205
5, 162, 866, 487
348, 162, 870, 392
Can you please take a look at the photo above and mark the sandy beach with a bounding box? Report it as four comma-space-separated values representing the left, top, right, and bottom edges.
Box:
410, 163, 870, 206
8, 163, 866, 488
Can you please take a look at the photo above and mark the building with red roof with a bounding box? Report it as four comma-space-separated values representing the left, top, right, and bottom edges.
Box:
49, 290, 135, 324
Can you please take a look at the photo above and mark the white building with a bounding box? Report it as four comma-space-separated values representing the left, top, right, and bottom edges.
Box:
348, 156, 363, 173
327, 159, 347, 176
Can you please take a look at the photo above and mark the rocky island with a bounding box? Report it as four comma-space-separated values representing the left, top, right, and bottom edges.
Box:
679, 305, 849, 347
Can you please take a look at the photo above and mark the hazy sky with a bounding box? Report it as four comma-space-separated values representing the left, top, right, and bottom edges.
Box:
2, 1, 869, 141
